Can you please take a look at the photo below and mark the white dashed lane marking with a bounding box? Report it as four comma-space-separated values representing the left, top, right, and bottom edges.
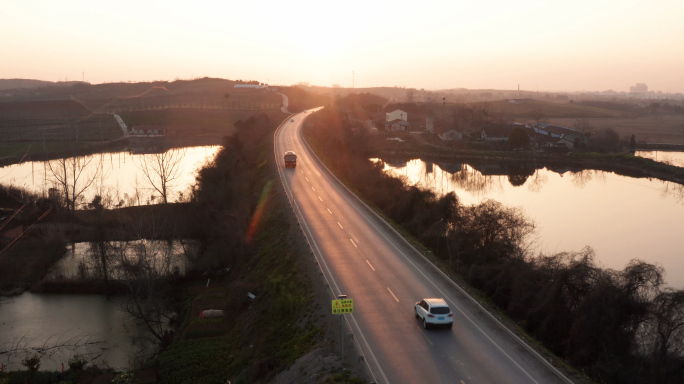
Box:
387, 287, 400, 302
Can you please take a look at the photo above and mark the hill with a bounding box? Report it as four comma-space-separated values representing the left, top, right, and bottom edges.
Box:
0, 78, 83, 90
0, 78, 288, 164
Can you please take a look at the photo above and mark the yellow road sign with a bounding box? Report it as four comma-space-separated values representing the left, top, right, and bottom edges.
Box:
332, 298, 354, 314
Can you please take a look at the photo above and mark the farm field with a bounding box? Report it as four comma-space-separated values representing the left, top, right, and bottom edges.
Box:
483, 98, 633, 119
551, 114, 684, 144
0, 78, 289, 164
120, 108, 286, 138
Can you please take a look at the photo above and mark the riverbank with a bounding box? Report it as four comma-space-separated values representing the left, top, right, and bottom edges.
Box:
0, 203, 203, 297
374, 140, 684, 185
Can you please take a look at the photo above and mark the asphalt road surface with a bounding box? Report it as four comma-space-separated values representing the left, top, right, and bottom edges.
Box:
275, 110, 572, 384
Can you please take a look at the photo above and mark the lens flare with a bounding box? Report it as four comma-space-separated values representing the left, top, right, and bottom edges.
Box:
246, 180, 273, 243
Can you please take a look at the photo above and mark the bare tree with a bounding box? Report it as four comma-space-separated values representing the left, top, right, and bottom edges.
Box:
134, 148, 187, 204
114, 209, 188, 357
646, 290, 684, 381
529, 109, 548, 126
115, 239, 176, 352
573, 118, 594, 138
47, 155, 102, 219
0, 331, 105, 370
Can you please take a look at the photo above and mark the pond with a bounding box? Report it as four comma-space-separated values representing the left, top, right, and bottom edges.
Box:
50, 240, 194, 280
0, 145, 221, 205
0, 239, 194, 371
0, 292, 142, 371
377, 158, 684, 288
0, 147, 217, 371
635, 150, 684, 167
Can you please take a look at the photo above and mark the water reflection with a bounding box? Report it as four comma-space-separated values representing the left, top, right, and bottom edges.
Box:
0, 293, 141, 371
0, 146, 220, 206
377, 157, 684, 288
49, 240, 194, 279
636, 151, 684, 167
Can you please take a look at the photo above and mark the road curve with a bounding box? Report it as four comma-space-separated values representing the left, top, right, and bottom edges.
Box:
275, 110, 572, 384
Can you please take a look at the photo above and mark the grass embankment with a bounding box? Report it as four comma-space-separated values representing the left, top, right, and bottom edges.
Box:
304, 100, 684, 383
155, 132, 359, 384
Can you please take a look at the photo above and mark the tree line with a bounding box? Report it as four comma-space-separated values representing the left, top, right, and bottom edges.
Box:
303, 99, 684, 384
0, 112, 276, 367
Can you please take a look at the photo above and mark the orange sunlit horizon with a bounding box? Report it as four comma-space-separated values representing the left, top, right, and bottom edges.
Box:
2, 0, 684, 93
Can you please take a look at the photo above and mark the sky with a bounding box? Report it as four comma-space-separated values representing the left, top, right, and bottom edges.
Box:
2, 0, 684, 93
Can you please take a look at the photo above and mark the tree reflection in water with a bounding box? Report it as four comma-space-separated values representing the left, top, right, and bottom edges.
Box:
377, 156, 684, 287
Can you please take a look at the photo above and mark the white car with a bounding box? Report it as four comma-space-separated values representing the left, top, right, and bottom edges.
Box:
415, 298, 453, 329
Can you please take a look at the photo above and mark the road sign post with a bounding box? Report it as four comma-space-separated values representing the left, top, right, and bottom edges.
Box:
332, 296, 354, 314
333, 295, 353, 362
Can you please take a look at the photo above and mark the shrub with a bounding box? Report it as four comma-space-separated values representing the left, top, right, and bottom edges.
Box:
68, 355, 87, 371
21, 353, 41, 371
111, 370, 134, 384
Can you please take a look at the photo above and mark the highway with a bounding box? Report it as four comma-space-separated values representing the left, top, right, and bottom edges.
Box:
275, 110, 572, 384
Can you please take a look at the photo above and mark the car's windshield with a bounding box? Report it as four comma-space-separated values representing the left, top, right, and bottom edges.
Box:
430, 307, 450, 315
285, 155, 296, 161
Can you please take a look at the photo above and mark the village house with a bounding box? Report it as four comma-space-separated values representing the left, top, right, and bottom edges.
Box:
531, 123, 588, 149
480, 123, 522, 142
386, 109, 407, 122
426, 117, 462, 140
385, 119, 411, 132
425, 116, 435, 133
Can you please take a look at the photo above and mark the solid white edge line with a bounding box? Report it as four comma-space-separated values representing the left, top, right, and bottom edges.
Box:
297, 117, 573, 384
274, 112, 386, 384
303, 132, 541, 383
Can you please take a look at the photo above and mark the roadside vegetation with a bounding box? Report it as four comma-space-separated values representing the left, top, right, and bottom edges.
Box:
0, 80, 359, 383
2, 78, 682, 383
303, 96, 684, 384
